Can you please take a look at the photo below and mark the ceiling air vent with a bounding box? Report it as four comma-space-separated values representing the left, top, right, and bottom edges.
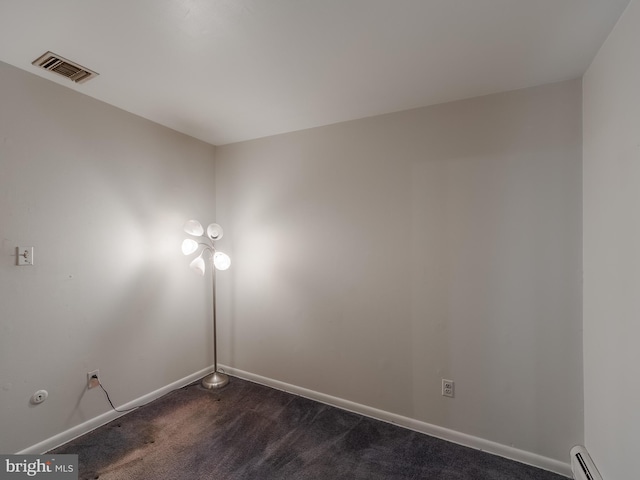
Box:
32, 51, 98, 84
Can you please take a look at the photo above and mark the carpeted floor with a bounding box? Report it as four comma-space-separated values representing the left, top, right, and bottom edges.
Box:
51, 376, 568, 480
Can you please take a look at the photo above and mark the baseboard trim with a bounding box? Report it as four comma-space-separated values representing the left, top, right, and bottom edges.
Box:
220, 365, 572, 478
17, 366, 214, 455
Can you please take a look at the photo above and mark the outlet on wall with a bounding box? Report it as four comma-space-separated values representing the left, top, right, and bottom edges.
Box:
442, 379, 454, 398
87, 370, 100, 389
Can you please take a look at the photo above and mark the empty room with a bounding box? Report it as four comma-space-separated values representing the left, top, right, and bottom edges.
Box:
1, 1, 638, 479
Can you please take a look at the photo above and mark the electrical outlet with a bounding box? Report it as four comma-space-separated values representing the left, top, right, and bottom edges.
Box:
442, 379, 454, 398
87, 370, 100, 389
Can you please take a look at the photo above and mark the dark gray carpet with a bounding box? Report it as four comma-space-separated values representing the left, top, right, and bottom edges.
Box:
51, 376, 567, 480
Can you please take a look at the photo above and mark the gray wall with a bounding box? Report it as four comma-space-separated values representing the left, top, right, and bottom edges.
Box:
0, 56, 585, 468
215, 79, 583, 462
0, 61, 217, 453
583, 0, 640, 478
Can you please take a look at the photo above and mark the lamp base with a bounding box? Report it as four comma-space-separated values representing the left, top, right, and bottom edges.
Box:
201, 371, 229, 389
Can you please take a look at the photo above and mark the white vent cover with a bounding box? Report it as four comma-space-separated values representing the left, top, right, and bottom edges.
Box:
32, 51, 98, 84
571, 445, 603, 480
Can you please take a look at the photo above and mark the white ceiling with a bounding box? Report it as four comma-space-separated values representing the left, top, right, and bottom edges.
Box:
0, 0, 631, 146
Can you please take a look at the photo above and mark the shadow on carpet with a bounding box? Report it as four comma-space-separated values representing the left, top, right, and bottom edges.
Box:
51, 377, 567, 480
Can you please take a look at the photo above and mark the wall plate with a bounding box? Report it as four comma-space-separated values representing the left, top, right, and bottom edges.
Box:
17, 246, 34, 266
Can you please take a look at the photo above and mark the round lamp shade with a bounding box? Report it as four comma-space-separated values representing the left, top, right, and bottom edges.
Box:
184, 219, 204, 236
213, 252, 231, 271
181, 239, 199, 255
207, 223, 224, 241
189, 255, 206, 276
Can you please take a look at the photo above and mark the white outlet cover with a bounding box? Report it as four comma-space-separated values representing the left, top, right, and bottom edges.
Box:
442, 379, 455, 397
87, 370, 100, 389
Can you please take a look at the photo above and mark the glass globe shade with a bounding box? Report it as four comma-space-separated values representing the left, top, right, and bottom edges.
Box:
184, 219, 204, 236
213, 251, 231, 271
181, 239, 199, 255
189, 256, 206, 276
207, 223, 224, 241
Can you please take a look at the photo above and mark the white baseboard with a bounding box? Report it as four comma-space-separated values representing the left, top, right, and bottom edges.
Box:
220, 365, 573, 478
17, 366, 214, 455
20, 364, 572, 478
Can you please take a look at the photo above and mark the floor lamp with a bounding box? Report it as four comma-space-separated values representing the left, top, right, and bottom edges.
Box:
182, 219, 231, 389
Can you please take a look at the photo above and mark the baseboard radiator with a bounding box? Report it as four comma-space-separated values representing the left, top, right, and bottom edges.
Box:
571, 446, 603, 480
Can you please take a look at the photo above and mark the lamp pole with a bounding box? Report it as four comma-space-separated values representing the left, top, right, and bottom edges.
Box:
201, 247, 229, 389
